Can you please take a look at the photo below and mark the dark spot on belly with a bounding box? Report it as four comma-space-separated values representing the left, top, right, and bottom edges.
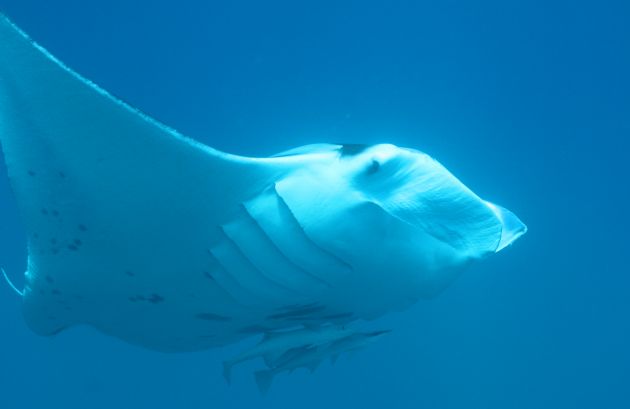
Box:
45, 275, 54, 284
147, 294, 164, 304
195, 313, 231, 322
125, 270, 135, 277
274, 302, 319, 311
73, 239, 82, 246
51, 210, 59, 217
51, 249, 59, 255
27, 170, 36, 176
58, 171, 66, 178
33, 233, 39, 239
67, 244, 78, 251
202, 271, 214, 281
78, 224, 88, 232
50, 238, 57, 245
51, 289, 61, 295
41, 208, 48, 216
130, 294, 164, 303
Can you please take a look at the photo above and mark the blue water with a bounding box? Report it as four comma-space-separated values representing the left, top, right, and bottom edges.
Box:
0, 1, 628, 408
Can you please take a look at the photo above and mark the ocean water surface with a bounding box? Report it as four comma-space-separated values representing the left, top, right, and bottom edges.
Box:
0, 1, 628, 408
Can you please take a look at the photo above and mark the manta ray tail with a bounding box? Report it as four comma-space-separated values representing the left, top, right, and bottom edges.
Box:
1, 268, 23, 296
222, 361, 233, 385
254, 370, 275, 396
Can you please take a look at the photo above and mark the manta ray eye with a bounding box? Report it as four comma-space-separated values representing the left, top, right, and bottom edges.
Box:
366, 160, 380, 175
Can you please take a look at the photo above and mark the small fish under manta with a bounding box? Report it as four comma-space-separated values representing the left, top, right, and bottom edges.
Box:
0, 14, 527, 392
222, 324, 389, 394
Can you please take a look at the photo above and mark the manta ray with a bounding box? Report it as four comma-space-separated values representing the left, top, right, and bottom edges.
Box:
0, 14, 526, 382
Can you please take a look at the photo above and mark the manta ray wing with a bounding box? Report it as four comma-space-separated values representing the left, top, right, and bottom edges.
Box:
0, 15, 290, 349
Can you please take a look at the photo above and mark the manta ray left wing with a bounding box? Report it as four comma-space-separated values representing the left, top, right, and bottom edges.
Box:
0, 15, 283, 340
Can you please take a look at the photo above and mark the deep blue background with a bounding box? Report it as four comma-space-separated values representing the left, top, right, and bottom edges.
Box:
0, 1, 628, 408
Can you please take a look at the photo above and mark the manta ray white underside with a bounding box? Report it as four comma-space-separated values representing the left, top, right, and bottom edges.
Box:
0, 12, 526, 377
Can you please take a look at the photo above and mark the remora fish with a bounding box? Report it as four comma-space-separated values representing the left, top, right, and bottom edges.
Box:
223, 325, 355, 383
255, 330, 391, 394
